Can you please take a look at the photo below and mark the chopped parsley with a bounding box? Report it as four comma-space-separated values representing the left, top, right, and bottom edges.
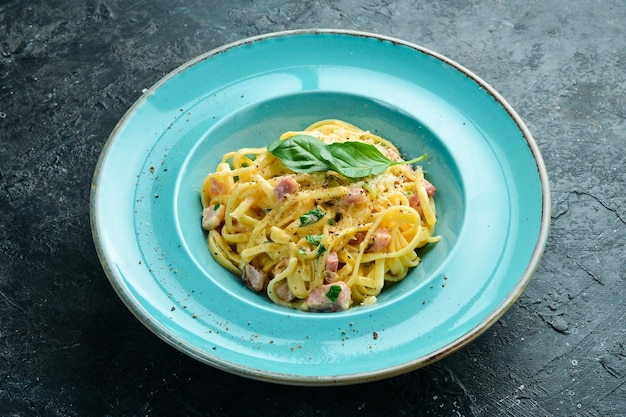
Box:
299, 236, 326, 258
326, 285, 342, 302
305, 234, 323, 246
299, 207, 325, 226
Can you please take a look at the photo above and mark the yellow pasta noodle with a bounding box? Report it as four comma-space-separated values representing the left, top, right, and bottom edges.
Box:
200, 119, 439, 312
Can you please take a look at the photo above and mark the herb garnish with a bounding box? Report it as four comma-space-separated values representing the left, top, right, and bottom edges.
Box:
268, 135, 427, 179
299, 207, 325, 226
326, 285, 342, 302
305, 234, 323, 246
303, 235, 326, 257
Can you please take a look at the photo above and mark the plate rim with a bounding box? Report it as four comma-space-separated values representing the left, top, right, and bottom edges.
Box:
90, 28, 551, 385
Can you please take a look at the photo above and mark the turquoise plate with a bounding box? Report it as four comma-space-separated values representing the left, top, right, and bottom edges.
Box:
90, 30, 550, 385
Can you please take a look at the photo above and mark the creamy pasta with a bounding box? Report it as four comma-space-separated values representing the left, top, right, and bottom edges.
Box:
200, 119, 439, 312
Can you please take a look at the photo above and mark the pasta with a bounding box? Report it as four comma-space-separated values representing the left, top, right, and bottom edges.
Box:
200, 119, 439, 312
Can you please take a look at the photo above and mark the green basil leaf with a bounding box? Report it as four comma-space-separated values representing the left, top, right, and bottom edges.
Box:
322, 141, 393, 177
268, 135, 426, 179
326, 284, 342, 302
267, 135, 328, 173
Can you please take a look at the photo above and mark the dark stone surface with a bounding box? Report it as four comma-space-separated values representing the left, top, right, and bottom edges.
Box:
1, 0, 625, 416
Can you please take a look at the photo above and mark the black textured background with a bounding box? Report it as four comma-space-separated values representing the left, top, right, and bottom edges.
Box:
1, 1, 625, 416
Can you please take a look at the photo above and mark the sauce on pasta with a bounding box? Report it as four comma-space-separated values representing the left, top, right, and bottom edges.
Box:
200, 119, 439, 312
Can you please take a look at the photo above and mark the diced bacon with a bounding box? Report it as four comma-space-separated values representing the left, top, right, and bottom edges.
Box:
323, 253, 340, 282
306, 281, 351, 312
325, 251, 339, 273
346, 187, 367, 204
409, 193, 425, 218
409, 181, 435, 214
273, 279, 295, 302
367, 228, 391, 252
305, 287, 328, 309
242, 264, 267, 292
408, 193, 421, 209
274, 176, 299, 200
233, 221, 251, 233
201, 204, 226, 231
424, 180, 436, 197
209, 177, 228, 197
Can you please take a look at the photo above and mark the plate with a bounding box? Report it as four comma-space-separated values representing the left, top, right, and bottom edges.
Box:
90, 29, 550, 385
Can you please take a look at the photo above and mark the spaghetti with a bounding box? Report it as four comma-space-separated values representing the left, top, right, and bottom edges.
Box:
200, 119, 439, 312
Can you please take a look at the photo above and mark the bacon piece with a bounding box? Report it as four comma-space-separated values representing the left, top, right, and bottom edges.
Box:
273, 279, 295, 302
346, 187, 367, 204
325, 251, 339, 272
409, 193, 425, 219
367, 228, 391, 252
424, 180, 436, 197
242, 264, 267, 292
306, 281, 351, 312
209, 177, 228, 197
274, 176, 299, 200
201, 204, 226, 231
323, 251, 340, 283
408, 193, 421, 209
409, 181, 435, 216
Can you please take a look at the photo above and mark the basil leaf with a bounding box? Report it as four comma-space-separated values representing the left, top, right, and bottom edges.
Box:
268, 135, 426, 179
322, 141, 394, 178
326, 284, 342, 302
299, 207, 325, 226
267, 135, 328, 173
316, 244, 326, 257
